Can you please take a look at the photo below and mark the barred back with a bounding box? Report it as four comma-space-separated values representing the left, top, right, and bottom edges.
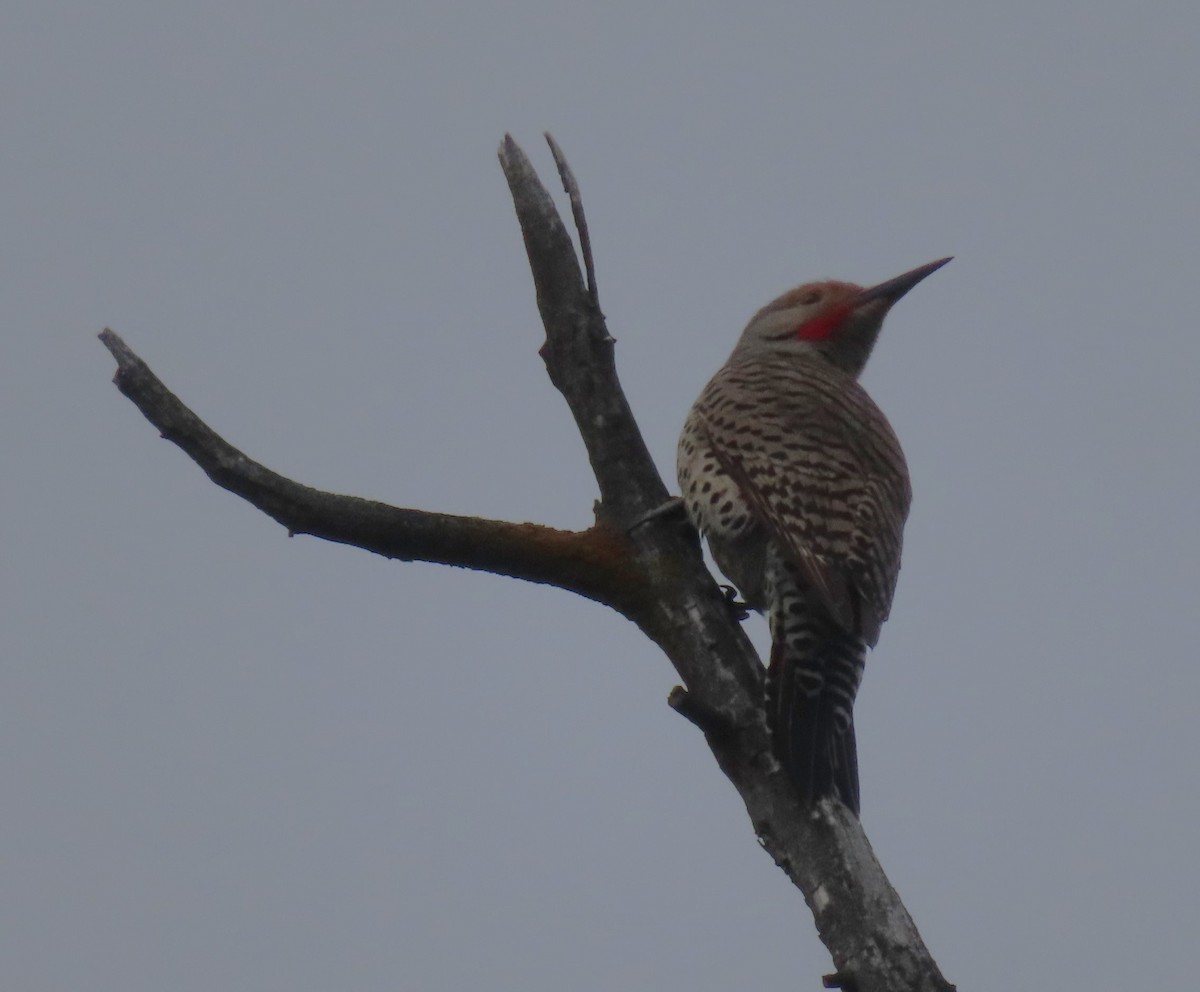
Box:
678, 353, 910, 645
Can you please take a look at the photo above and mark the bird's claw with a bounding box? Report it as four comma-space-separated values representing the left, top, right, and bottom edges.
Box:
721, 584, 750, 621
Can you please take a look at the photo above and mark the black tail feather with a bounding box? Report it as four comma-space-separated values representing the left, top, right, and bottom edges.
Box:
816, 710, 860, 815
767, 638, 862, 815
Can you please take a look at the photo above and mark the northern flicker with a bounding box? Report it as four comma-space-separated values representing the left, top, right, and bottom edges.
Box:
676, 258, 950, 815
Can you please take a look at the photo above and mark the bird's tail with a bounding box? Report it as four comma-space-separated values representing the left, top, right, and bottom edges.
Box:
766, 631, 864, 815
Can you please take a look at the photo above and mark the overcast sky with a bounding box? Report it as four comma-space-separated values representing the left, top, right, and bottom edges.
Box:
6, 3, 1199, 990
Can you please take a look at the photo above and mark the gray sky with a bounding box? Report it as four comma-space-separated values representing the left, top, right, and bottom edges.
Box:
6, 2, 1199, 989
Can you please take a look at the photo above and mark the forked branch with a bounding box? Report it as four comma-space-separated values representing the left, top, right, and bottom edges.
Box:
100, 134, 953, 992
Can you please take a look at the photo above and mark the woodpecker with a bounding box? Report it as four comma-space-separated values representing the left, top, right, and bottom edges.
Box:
676, 258, 950, 814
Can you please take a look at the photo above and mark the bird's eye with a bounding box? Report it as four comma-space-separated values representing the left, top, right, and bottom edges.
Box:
800, 290, 822, 306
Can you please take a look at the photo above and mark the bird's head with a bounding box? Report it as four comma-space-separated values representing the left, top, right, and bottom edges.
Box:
732, 257, 951, 377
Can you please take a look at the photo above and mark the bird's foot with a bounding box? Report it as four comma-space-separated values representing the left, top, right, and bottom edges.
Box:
720, 584, 750, 622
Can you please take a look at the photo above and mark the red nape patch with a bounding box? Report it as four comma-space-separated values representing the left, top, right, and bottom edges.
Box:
795, 302, 852, 341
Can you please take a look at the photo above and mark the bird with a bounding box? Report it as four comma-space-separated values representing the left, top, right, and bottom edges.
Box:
676, 257, 950, 815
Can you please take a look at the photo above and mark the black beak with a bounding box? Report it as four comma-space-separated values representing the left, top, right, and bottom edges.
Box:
855, 257, 952, 308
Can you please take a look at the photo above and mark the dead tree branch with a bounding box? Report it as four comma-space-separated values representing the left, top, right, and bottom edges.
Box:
97, 329, 647, 616
99, 134, 954, 992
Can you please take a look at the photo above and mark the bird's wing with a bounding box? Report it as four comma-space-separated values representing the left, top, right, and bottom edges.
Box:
698, 420, 858, 633
697, 366, 910, 645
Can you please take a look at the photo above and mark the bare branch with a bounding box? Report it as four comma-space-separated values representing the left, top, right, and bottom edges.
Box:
498, 134, 667, 526
544, 131, 599, 311
98, 328, 648, 617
